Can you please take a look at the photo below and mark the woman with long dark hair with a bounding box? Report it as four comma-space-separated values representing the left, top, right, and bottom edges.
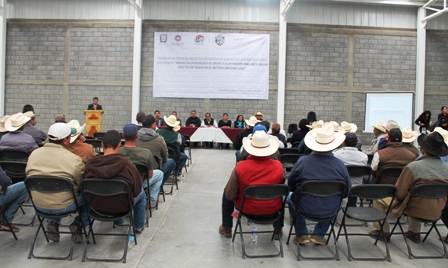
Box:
415, 110, 431, 133
438, 106, 448, 121
233, 115, 246, 128
290, 118, 310, 145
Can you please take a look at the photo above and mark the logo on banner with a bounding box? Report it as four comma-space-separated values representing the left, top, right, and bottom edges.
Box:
175, 35, 182, 42
195, 34, 205, 44
215, 35, 225, 46
160, 34, 167, 43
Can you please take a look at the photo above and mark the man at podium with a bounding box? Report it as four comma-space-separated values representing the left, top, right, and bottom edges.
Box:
87, 97, 103, 110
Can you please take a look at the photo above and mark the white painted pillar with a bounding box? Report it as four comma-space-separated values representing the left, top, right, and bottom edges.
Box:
131, 0, 142, 123
415, 7, 426, 131
0, 0, 7, 115
277, 0, 287, 128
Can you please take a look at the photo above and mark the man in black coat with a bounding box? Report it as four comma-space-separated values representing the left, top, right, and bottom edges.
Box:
87, 97, 103, 110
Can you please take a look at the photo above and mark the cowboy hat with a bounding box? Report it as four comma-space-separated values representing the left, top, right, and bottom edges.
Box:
432, 127, 448, 145
417, 132, 448, 156
372, 121, 386, 133
255, 112, 264, 116
306, 120, 324, 129
67, 120, 86, 143
23, 111, 40, 118
328, 121, 345, 133
245, 116, 261, 127
340, 121, 357, 133
242, 130, 279, 157
385, 120, 400, 131
5, 113, 31, 132
0, 115, 10, 132
305, 124, 345, 152
164, 115, 181, 131
401, 127, 419, 143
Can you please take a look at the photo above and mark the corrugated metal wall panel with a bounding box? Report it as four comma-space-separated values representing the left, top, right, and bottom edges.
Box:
426, 10, 448, 30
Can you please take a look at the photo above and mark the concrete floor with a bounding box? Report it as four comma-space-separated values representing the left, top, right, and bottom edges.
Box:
1, 148, 448, 267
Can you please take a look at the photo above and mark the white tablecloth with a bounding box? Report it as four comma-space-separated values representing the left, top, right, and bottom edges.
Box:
190, 127, 232, 143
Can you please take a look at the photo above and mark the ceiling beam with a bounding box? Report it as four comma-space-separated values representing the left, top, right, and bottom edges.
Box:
126, 0, 141, 12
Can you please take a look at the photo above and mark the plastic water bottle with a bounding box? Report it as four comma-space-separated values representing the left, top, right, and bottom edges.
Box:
251, 223, 258, 242
180, 174, 185, 181
128, 235, 135, 249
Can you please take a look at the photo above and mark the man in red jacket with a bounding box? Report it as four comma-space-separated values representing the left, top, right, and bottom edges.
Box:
219, 131, 284, 238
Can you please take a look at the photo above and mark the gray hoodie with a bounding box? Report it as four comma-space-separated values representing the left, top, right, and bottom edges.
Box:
138, 128, 159, 141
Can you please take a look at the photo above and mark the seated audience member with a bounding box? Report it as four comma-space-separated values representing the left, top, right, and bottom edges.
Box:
369, 132, 448, 243
306, 111, 317, 123
254, 111, 270, 127
415, 110, 431, 134
154, 110, 165, 127
172, 111, 182, 126
368, 121, 387, 154
54, 114, 66, 123
333, 132, 367, 207
23, 111, 47, 146
185, 110, 201, 127
26, 123, 87, 243
22, 104, 34, 113
218, 113, 232, 128
340, 121, 362, 150
378, 120, 400, 151
0, 168, 28, 232
233, 115, 246, 129
287, 124, 351, 245
219, 131, 284, 238
201, 113, 218, 148
428, 117, 448, 132
271, 123, 287, 148
401, 127, 419, 157
442, 205, 448, 243
157, 115, 188, 179
240, 125, 281, 161
438, 106, 448, 121
0, 115, 9, 140
233, 116, 259, 150
120, 123, 163, 207
136, 111, 145, 129
66, 120, 97, 163
0, 113, 38, 154
84, 130, 146, 233
297, 120, 324, 154
136, 115, 175, 184
290, 119, 310, 145
370, 128, 416, 184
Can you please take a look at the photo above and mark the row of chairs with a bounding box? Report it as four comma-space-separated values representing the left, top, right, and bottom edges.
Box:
233, 181, 448, 261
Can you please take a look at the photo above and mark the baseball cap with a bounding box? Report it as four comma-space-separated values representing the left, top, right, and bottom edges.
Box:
123, 123, 138, 137
388, 128, 402, 142
48, 123, 73, 141
344, 132, 358, 147
252, 124, 267, 133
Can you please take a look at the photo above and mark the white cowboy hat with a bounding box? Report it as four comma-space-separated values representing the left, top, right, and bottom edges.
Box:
255, 112, 264, 116
306, 120, 324, 129
340, 121, 357, 133
385, 120, 400, 131
164, 115, 181, 131
242, 130, 279, 157
401, 127, 419, 143
432, 127, 448, 145
23, 111, 40, 118
305, 124, 345, 152
327, 121, 345, 133
67, 120, 86, 143
372, 121, 386, 133
5, 113, 31, 132
245, 116, 261, 127
0, 115, 10, 132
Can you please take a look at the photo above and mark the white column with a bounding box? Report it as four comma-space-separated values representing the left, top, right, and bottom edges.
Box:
0, 0, 7, 115
415, 7, 426, 131
131, 0, 142, 123
277, 0, 287, 128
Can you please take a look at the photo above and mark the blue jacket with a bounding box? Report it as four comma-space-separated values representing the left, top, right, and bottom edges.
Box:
288, 152, 351, 218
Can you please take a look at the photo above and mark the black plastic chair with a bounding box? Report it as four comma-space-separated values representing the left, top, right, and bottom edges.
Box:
153, 155, 165, 203
367, 154, 374, 165
93, 132, 105, 140
286, 180, 347, 261
80, 179, 137, 263
24, 176, 88, 261
279, 154, 302, 173
135, 164, 151, 222
183, 135, 192, 165
346, 165, 372, 207
279, 148, 299, 156
336, 184, 397, 261
0, 203, 18, 240
85, 139, 103, 154
291, 141, 301, 149
0, 161, 27, 184
165, 144, 180, 195
375, 166, 403, 185
231, 184, 289, 259
389, 183, 448, 259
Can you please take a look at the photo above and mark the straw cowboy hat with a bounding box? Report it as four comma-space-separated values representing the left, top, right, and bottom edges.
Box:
417, 132, 448, 156
328, 121, 345, 133
67, 120, 86, 143
385, 120, 400, 131
164, 115, 181, 131
340, 121, 357, 133
432, 127, 448, 145
5, 113, 31, 132
401, 127, 419, 143
23, 111, 40, 118
242, 130, 279, 157
305, 124, 345, 152
372, 121, 386, 133
245, 116, 261, 127
0, 115, 10, 132
306, 120, 324, 129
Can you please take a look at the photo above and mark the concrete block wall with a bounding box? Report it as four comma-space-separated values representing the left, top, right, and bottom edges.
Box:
425, 34, 448, 91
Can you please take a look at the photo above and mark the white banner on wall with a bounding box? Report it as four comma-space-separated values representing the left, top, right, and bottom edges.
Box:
153, 32, 270, 99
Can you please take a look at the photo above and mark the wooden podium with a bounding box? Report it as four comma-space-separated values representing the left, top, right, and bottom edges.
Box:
84, 110, 104, 137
